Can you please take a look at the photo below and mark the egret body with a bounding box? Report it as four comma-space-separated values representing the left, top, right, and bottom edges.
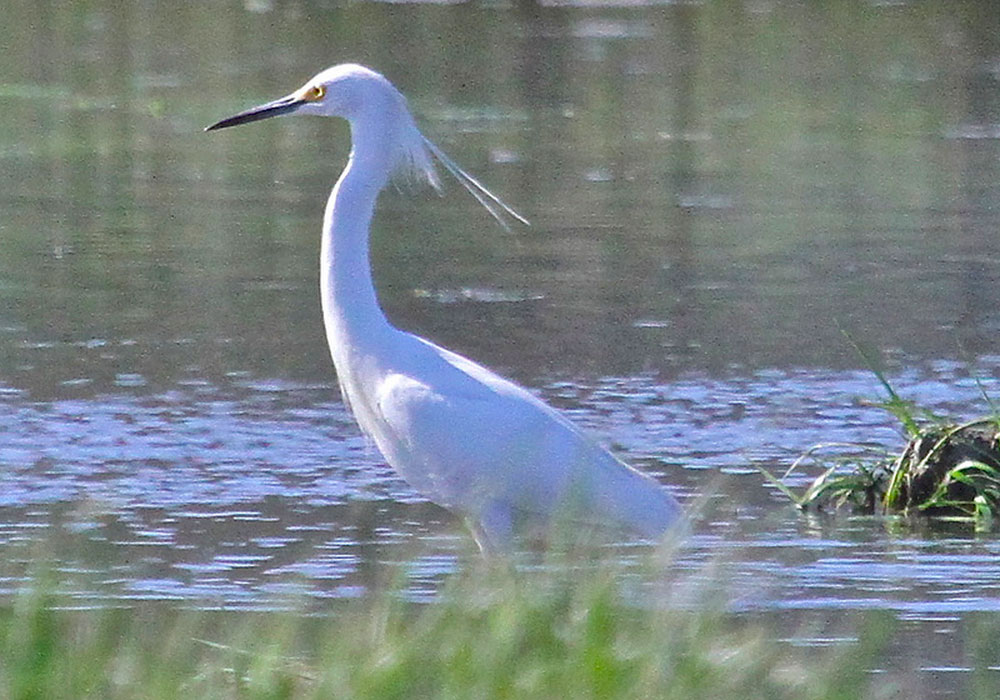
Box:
206, 64, 683, 551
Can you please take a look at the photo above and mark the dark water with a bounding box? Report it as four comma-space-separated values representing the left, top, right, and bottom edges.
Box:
2, 0, 1000, 691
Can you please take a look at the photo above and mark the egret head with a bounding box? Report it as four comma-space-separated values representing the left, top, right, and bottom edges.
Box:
205, 64, 404, 130
205, 63, 528, 229
206, 64, 440, 190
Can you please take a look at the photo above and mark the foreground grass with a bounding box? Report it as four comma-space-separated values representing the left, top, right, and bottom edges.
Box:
0, 554, 896, 700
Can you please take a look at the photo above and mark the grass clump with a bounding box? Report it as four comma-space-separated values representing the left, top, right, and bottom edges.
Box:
0, 555, 891, 700
883, 419, 1000, 517
765, 422, 1000, 524
763, 343, 1000, 526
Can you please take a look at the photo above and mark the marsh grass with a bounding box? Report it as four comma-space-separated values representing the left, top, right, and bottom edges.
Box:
764, 341, 1000, 526
0, 549, 900, 700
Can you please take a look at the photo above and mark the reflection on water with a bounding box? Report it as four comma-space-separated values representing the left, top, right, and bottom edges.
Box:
2, 0, 1000, 692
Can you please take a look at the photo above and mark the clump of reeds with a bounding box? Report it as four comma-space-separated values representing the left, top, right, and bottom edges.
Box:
763, 346, 1000, 528
883, 419, 1000, 520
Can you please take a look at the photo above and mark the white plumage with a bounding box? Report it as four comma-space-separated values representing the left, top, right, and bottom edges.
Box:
207, 64, 684, 551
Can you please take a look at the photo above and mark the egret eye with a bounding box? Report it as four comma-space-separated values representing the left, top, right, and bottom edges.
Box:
304, 84, 325, 101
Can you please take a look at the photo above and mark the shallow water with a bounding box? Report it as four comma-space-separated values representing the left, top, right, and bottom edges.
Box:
2, 0, 1000, 691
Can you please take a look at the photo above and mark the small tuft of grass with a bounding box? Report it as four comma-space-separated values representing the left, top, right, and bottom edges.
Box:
760, 444, 893, 514
764, 354, 1000, 528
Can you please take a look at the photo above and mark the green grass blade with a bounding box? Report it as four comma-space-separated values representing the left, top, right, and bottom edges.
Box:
758, 466, 805, 507
839, 328, 920, 436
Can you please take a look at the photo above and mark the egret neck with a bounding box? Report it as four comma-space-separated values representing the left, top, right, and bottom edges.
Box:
321, 131, 396, 367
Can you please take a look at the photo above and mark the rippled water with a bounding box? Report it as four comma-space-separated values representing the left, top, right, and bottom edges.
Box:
2, 0, 1000, 691
3, 357, 999, 613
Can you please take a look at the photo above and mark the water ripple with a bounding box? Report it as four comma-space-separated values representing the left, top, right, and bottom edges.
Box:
0, 357, 998, 612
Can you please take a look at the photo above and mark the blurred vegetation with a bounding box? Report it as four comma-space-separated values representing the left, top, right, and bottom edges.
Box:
0, 553, 908, 700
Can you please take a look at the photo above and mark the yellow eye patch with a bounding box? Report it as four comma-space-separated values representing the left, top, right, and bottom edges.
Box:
299, 84, 325, 102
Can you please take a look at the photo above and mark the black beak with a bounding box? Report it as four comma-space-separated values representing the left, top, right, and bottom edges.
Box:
204, 94, 306, 132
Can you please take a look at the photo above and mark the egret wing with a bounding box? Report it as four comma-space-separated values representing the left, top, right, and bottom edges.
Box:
371, 337, 682, 535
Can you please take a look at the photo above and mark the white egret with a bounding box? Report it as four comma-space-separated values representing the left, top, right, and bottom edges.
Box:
206, 64, 684, 551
